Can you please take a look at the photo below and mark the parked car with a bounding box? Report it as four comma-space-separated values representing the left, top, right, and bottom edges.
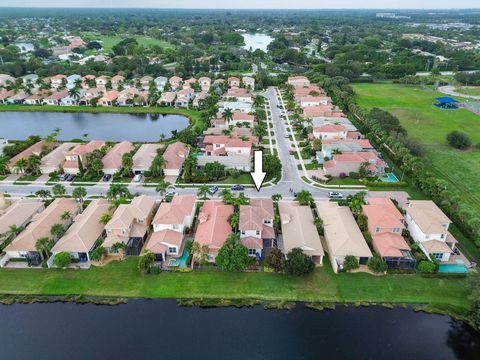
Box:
284, 134, 290, 138
209, 185, 219, 195
66, 174, 75, 182
165, 190, 178, 197
59, 174, 68, 181
289, 149, 295, 155
102, 174, 112, 182
133, 174, 142, 182
231, 184, 245, 191
328, 191, 343, 199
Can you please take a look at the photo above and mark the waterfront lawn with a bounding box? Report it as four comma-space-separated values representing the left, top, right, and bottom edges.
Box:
352, 83, 480, 214
82, 33, 175, 52
0, 258, 471, 316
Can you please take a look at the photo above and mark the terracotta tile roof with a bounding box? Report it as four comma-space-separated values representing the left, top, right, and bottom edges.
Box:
372, 232, 411, 258
153, 195, 196, 225
132, 144, 162, 170
67, 140, 105, 157
102, 141, 134, 170
314, 124, 347, 133
9, 140, 46, 166
163, 142, 188, 170
146, 230, 182, 253
362, 197, 405, 231
232, 112, 254, 122
194, 201, 233, 250
0, 199, 44, 235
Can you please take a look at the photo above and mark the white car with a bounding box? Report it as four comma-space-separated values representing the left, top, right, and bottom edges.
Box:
133, 174, 143, 182
165, 191, 178, 197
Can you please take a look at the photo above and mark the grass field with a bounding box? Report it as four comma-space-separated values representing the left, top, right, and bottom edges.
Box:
352, 83, 480, 214
82, 33, 174, 52
0, 257, 471, 317
455, 86, 480, 97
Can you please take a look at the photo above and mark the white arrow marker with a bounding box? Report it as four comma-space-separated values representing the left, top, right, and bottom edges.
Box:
250, 150, 266, 192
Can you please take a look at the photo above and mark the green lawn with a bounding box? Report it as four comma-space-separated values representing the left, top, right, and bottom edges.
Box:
352, 83, 480, 213
82, 33, 175, 52
455, 86, 480, 97
0, 258, 470, 317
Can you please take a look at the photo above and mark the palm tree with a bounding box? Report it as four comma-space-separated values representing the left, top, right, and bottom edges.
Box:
50, 223, 65, 241
197, 184, 209, 201
35, 236, 54, 261
99, 212, 112, 225
26, 155, 41, 175
109, 197, 129, 210
35, 189, 51, 201
271, 194, 282, 202
4, 224, 24, 245
190, 241, 209, 269
69, 86, 81, 100
60, 211, 72, 221
221, 189, 233, 205
155, 180, 170, 198
150, 154, 165, 178
107, 184, 131, 200
0, 155, 8, 175
72, 186, 87, 210
228, 212, 239, 232
14, 158, 28, 174
296, 190, 313, 206
222, 108, 233, 123
52, 184, 66, 197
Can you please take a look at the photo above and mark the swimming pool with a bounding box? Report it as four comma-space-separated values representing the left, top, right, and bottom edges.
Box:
381, 173, 399, 183
438, 263, 469, 273
168, 249, 190, 268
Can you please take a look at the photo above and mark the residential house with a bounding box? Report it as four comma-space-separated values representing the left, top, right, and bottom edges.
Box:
103, 196, 156, 255
218, 101, 252, 113
0, 74, 15, 87
63, 140, 106, 175
293, 85, 322, 99
50, 74, 66, 89
21, 74, 39, 87
4, 198, 80, 265
229, 112, 255, 127
228, 76, 240, 88
199, 135, 254, 171
95, 75, 110, 90
157, 92, 176, 106
362, 197, 415, 269
0, 199, 45, 242
239, 199, 275, 258
198, 76, 211, 91
8, 140, 46, 173
163, 142, 188, 177
102, 141, 134, 175
79, 87, 103, 106
6, 90, 29, 105
117, 88, 147, 106
175, 88, 195, 108
323, 152, 387, 177
278, 201, 324, 265
50, 199, 111, 265
98, 90, 119, 106
242, 76, 255, 89
404, 200, 457, 262
146, 195, 196, 261
303, 105, 343, 118
312, 124, 348, 140
140, 76, 153, 91
66, 74, 81, 90
225, 87, 252, 103
154, 76, 168, 91
183, 78, 197, 89
60, 92, 80, 106
316, 201, 372, 273
299, 96, 332, 108
132, 144, 162, 174
42, 89, 69, 106
111, 75, 125, 90
0, 90, 15, 104
169, 76, 183, 90
194, 201, 233, 261
192, 91, 208, 108
40, 142, 76, 174
25, 92, 49, 105
287, 76, 310, 87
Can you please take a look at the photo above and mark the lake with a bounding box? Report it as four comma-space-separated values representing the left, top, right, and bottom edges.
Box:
242, 33, 274, 52
0, 300, 478, 360
0, 111, 190, 141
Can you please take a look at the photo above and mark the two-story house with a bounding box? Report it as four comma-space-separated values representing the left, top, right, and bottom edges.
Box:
145, 195, 196, 261
312, 124, 348, 140
404, 200, 457, 262
198, 135, 255, 171
103, 196, 156, 256
63, 140, 106, 175
239, 199, 276, 258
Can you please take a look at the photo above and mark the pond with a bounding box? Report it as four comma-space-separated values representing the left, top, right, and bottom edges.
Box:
242, 33, 274, 52
0, 300, 478, 359
0, 111, 190, 141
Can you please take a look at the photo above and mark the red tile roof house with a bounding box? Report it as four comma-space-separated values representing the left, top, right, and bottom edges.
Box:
103, 195, 157, 256
183, 78, 197, 89
198, 135, 254, 171
299, 95, 332, 108
229, 112, 255, 127
0, 89, 15, 104
50, 74, 66, 89
0, 73, 16, 87
24, 91, 49, 105
323, 151, 387, 178
287, 76, 310, 87
175, 88, 195, 108
293, 85, 323, 99
116, 88, 147, 106
157, 92, 177, 106
192, 91, 208, 108
42, 89, 70, 106
312, 124, 348, 140
63, 140, 106, 175
98, 90, 119, 106
224, 87, 253, 103
8, 140, 47, 173
81, 75, 96, 89
362, 197, 416, 270
163, 141, 189, 177
140, 76, 154, 91
228, 76, 240, 88
303, 105, 344, 118
169, 76, 183, 90
145, 195, 197, 262
239, 198, 276, 258
111, 75, 125, 90
79, 87, 103, 106
95, 75, 110, 90
40, 142, 76, 174
194, 201, 234, 262
102, 141, 135, 175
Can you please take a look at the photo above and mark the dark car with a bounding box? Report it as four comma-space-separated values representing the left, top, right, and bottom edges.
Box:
102, 174, 112, 182
66, 174, 75, 182
209, 185, 219, 195
231, 184, 245, 191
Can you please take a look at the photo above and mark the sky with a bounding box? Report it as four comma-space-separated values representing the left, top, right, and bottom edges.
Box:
0, 0, 479, 9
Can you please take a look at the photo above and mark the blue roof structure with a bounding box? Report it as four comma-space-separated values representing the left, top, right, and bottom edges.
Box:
435, 97, 459, 104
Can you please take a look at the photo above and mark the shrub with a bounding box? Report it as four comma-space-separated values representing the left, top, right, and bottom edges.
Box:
367, 255, 388, 273
349, 172, 359, 179
285, 248, 315, 276
417, 260, 437, 273
339, 172, 347, 178
446, 131, 472, 150
342, 255, 359, 272
54, 252, 71, 268
265, 248, 286, 273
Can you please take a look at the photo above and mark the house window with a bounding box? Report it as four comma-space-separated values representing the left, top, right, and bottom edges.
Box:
263, 219, 271, 225
241, 231, 246, 235
425, 235, 430, 239
432, 253, 444, 261
255, 230, 260, 236
375, 227, 380, 233
440, 234, 445, 239
172, 224, 180, 230
122, 229, 126, 234
168, 247, 177, 254
138, 218, 144, 224
248, 249, 256, 255
392, 228, 400, 233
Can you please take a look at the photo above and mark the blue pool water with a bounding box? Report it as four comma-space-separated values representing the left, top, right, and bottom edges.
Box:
381, 173, 399, 183
169, 249, 190, 268
438, 264, 469, 273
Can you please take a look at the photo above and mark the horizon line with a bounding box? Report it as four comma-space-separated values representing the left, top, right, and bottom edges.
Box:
1, 6, 480, 10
